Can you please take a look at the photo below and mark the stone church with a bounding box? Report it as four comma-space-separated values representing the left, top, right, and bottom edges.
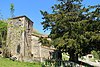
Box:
6, 16, 54, 62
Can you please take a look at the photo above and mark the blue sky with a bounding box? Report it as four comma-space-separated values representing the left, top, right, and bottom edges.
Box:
0, 0, 100, 34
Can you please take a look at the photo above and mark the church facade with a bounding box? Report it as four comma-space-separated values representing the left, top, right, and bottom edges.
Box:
6, 16, 54, 62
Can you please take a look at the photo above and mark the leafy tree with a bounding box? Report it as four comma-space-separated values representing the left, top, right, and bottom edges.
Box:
10, 3, 15, 18
40, 0, 100, 62
39, 37, 51, 47
0, 20, 7, 52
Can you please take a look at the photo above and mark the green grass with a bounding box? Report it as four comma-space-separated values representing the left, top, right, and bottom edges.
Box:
0, 57, 41, 67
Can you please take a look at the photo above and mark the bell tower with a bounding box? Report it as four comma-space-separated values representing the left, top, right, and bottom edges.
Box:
6, 16, 33, 61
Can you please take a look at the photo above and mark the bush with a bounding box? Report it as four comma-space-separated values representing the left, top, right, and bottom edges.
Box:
91, 50, 100, 60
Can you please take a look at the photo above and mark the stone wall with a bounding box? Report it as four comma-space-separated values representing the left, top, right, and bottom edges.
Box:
6, 16, 33, 62
31, 35, 54, 62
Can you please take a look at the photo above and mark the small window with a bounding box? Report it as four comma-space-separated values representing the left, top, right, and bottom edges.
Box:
17, 45, 20, 54
31, 54, 33, 57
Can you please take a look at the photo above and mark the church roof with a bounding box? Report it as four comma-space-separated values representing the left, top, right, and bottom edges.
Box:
31, 33, 48, 38
10, 15, 34, 23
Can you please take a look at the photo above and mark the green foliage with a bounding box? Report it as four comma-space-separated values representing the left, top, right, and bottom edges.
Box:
41, 0, 100, 61
0, 21, 7, 31
39, 37, 51, 47
91, 50, 100, 60
10, 3, 15, 18
0, 21, 7, 47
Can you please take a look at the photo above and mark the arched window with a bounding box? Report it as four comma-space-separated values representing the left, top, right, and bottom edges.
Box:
17, 44, 20, 54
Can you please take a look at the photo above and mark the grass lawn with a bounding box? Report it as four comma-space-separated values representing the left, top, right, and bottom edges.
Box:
0, 57, 41, 67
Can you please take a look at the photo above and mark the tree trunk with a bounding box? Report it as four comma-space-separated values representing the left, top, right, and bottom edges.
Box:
68, 50, 78, 62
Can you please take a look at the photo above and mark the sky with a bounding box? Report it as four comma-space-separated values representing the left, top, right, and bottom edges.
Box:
0, 0, 100, 34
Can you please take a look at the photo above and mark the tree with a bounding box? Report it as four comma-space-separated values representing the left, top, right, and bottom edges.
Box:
0, 21, 7, 46
39, 37, 51, 47
0, 20, 7, 56
10, 3, 15, 18
40, 0, 100, 62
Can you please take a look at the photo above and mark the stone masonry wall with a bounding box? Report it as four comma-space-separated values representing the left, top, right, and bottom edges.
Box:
6, 16, 33, 62
31, 35, 54, 62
